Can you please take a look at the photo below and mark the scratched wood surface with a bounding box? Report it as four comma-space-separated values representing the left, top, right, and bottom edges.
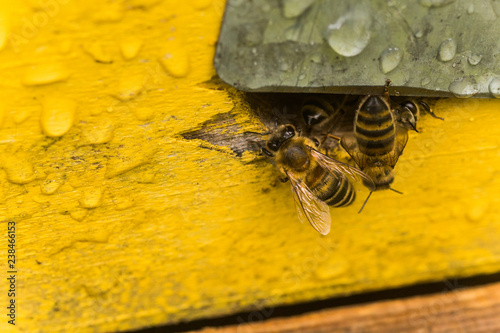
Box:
1, 1, 500, 333
194, 282, 500, 333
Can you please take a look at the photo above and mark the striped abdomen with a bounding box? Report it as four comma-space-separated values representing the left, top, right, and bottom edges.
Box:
301, 97, 343, 127
354, 96, 395, 156
305, 163, 355, 207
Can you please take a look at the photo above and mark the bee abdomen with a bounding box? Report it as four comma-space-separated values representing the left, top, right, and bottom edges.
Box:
302, 97, 340, 126
355, 105, 395, 156
319, 173, 355, 207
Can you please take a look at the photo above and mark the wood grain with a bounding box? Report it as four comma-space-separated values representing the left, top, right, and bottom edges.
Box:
195, 282, 500, 333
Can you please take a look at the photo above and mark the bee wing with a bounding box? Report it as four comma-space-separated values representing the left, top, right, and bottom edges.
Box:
340, 133, 367, 169
388, 125, 409, 167
309, 148, 375, 191
286, 171, 331, 235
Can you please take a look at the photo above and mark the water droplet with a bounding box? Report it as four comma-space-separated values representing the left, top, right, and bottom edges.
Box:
78, 119, 115, 146
421, 77, 431, 86
119, 37, 143, 60
310, 54, 322, 63
467, 4, 474, 14
105, 148, 152, 179
488, 78, 500, 98
419, 0, 454, 8
415, 30, 423, 38
12, 106, 38, 124
70, 208, 88, 221
159, 41, 190, 78
1, 154, 35, 184
79, 188, 104, 208
468, 54, 482, 66
114, 73, 146, 101
40, 177, 63, 195
438, 38, 456, 62
284, 24, 301, 42
282, 0, 315, 18
448, 77, 479, 98
22, 63, 71, 86
83, 42, 113, 64
279, 62, 289, 72
325, 6, 371, 57
41, 98, 77, 137
379, 47, 402, 74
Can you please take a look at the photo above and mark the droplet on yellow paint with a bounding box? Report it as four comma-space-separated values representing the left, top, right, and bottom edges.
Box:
40, 177, 63, 195
12, 106, 37, 124
79, 188, 104, 208
78, 119, 115, 146
114, 73, 146, 101
134, 106, 155, 121
466, 201, 489, 222
1, 154, 36, 184
119, 37, 143, 60
106, 148, 152, 178
83, 42, 113, 64
159, 41, 190, 78
70, 208, 88, 221
41, 98, 77, 137
32, 194, 50, 204
22, 63, 71, 86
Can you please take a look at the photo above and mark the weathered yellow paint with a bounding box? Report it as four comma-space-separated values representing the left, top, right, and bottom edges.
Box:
0, 1, 500, 332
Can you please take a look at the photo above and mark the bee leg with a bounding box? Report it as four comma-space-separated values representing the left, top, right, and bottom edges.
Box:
261, 148, 273, 157
358, 191, 373, 214
327, 134, 341, 142
384, 79, 392, 101
389, 187, 404, 194
420, 101, 444, 121
280, 176, 289, 183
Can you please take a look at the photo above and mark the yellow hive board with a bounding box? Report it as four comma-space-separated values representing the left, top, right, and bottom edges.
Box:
1, 1, 500, 332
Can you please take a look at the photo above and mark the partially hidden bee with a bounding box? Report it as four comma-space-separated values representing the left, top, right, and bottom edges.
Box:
341, 80, 408, 211
392, 98, 443, 133
262, 124, 374, 235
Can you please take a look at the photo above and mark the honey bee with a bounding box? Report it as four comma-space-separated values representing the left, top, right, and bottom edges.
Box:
340, 80, 408, 210
262, 124, 374, 235
392, 99, 443, 133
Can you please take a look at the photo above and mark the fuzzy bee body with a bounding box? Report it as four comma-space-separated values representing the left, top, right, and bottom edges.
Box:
263, 125, 374, 235
342, 95, 408, 191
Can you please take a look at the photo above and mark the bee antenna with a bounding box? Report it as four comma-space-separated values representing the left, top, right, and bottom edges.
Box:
389, 188, 404, 195
420, 101, 444, 121
358, 191, 373, 214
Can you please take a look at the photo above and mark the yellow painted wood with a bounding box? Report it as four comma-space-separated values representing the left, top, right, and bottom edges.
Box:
0, 1, 500, 332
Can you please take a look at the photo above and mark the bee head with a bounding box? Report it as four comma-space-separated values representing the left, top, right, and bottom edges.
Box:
262, 124, 296, 156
